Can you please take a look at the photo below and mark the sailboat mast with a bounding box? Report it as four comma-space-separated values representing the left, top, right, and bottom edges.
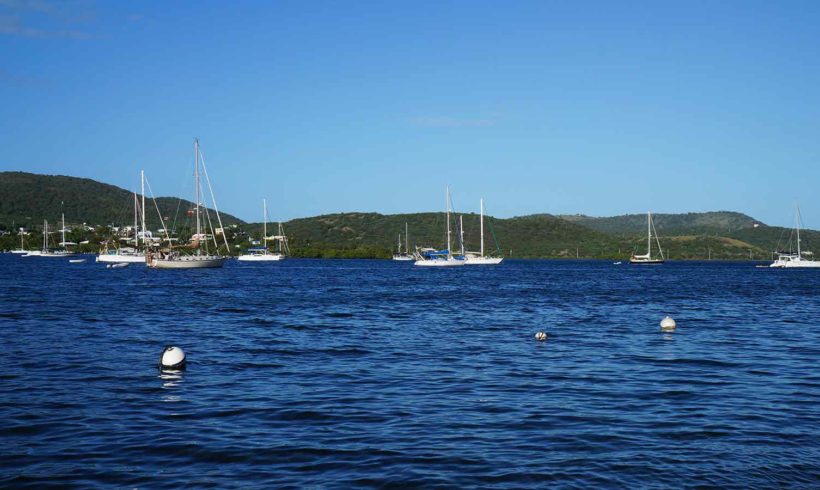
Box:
43, 220, 47, 252
796, 205, 802, 258
133, 192, 138, 247
263, 198, 268, 255
446, 186, 451, 257
480, 198, 485, 257
61, 210, 66, 248
460, 215, 465, 256
194, 139, 201, 251
405, 222, 408, 253
141, 170, 146, 249
647, 212, 652, 260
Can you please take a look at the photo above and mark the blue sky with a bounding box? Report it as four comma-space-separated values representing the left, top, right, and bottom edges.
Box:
1, 0, 819, 227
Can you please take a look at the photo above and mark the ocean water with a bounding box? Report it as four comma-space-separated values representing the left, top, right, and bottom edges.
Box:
1, 256, 819, 488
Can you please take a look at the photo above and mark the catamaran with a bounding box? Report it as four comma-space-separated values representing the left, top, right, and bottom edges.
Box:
414, 186, 465, 267
464, 198, 503, 265
630, 212, 664, 264
147, 139, 229, 269
392, 222, 413, 261
98, 171, 148, 264
238, 199, 288, 261
770, 205, 820, 268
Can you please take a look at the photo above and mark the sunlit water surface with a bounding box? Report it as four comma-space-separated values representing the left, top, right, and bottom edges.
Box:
1, 256, 819, 488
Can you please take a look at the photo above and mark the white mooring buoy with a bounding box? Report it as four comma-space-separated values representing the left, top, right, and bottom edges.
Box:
660, 316, 677, 332
534, 331, 548, 341
159, 345, 186, 370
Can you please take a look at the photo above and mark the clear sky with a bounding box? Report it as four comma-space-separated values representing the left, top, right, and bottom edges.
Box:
1, 0, 819, 227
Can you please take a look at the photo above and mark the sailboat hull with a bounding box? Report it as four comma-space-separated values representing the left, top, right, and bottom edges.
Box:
629, 258, 664, 265
237, 254, 284, 262
414, 258, 465, 267
148, 256, 227, 269
97, 253, 146, 263
464, 257, 503, 265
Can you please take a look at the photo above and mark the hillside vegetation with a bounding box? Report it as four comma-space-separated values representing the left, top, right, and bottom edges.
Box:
1, 172, 818, 260
0, 171, 245, 230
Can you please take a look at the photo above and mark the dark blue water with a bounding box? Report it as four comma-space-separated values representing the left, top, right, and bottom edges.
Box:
1, 256, 819, 488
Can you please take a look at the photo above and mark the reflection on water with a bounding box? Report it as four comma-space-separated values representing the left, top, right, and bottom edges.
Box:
159, 370, 184, 402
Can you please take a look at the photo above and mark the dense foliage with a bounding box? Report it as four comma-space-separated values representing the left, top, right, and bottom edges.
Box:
1, 172, 818, 259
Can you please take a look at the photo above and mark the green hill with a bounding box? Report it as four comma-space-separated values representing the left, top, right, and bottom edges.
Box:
241, 212, 616, 259
1, 172, 818, 259
560, 211, 759, 235
0, 171, 245, 230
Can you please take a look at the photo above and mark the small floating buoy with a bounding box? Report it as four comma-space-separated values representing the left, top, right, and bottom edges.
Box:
534, 331, 548, 341
159, 345, 186, 370
660, 316, 677, 332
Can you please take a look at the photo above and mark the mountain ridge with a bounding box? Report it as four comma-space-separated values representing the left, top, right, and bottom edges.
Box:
1, 172, 817, 259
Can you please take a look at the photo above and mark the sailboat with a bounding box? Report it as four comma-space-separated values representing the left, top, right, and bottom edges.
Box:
465, 198, 503, 265
414, 186, 465, 267
39, 211, 76, 258
629, 212, 664, 264
238, 199, 286, 261
97, 171, 148, 264
11, 228, 29, 254
392, 223, 414, 261
147, 139, 229, 269
770, 205, 820, 268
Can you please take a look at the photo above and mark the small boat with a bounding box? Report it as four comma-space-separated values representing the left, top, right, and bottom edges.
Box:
107, 262, 129, 268
147, 139, 229, 269
613, 261, 622, 265
392, 223, 414, 261
630, 212, 665, 265
69, 259, 86, 263
38, 219, 76, 258
238, 199, 288, 262
464, 198, 503, 265
11, 229, 29, 254
98, 172, 147, 264
414, 186, 466, 267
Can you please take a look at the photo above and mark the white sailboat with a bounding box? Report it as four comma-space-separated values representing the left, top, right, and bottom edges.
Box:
147, 139, 229, 269
630, 212, 664, 265
770, 205, 820, 268
11, 228, 29, 254
238, 199, 286, 262
97, 171, 148, 264
465, 198, 503, 265
414, 186, 465, 267
39, 212, 76, 258
392, 222, 414, 261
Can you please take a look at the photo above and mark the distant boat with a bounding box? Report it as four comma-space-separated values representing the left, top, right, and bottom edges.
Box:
98, 171, 147, 264
464, 198, 503, 265
414, 186, 465, 267
69, 259, 86, 264
630, 212, 664, 265
107, 262, 129, 269
11, 228, 29, 254
392, 222, 413, 261
147, 139, 229, 269
770, 205, 820, 268
613, 261, 622, 265
39, 216, 76, 258
238, 199, 287, 262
